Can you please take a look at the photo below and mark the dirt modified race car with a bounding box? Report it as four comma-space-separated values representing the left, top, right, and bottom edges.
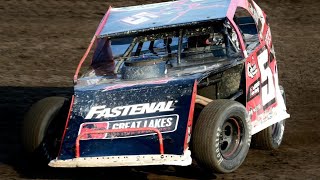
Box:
22, 0, 290, 173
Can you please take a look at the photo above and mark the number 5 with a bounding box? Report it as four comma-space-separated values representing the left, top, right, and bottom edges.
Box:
257, 48, 276, 109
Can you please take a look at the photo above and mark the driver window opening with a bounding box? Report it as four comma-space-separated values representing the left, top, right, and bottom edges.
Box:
180, 23, 242, 64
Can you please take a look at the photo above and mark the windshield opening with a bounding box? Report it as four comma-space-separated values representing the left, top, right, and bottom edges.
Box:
87, 20, 242, 77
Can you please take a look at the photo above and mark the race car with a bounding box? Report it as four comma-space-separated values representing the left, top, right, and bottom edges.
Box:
22, 0, 290, 173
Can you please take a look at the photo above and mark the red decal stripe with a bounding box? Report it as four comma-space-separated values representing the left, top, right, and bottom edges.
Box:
58, 95, 75, 158
184, 80, 197, 150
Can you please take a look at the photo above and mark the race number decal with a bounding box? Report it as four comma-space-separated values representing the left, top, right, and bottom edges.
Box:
257, 47, 276, 110
122, 12, 158, 25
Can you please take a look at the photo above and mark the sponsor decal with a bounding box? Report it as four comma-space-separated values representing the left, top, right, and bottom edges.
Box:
79, 114, 179, 139
247, 78, 260, 102
247, 62, 258, 79
85, 101, 175, 119
248, 104, 262, 118
265, 27, 272, 48
79, 122, 109, 139
248, 0, 265, 35
252, 108, 276, 128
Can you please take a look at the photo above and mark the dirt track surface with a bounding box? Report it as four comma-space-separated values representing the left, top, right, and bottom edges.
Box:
0, 0, 319, 179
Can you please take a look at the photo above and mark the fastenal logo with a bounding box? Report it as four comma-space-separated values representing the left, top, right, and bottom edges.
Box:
85, 101, 175, 119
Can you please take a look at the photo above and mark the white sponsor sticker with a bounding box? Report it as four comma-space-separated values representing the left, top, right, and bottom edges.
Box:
247, 62, 258, 78
79, 114, 179, 139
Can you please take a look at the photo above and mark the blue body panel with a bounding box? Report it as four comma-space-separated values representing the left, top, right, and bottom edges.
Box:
99, 0, 231, 37
58, 76, 198, 160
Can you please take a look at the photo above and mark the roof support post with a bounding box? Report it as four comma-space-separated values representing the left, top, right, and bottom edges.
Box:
177, 29, 183, 64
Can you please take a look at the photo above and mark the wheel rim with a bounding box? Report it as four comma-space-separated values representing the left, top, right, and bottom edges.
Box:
219, 117, 243, 159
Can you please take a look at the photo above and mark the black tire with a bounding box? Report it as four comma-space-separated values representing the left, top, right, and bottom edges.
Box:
22, 97, 69, 163
192, 99, 251, 173
251, 86, 286, 150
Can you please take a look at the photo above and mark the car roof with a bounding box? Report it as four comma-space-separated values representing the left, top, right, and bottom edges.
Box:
99, 0, 232, 38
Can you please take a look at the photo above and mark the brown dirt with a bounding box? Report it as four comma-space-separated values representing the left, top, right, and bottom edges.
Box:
0, 0, 319, 179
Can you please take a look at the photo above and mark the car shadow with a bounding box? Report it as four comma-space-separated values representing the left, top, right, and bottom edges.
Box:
0, 86, 217, 180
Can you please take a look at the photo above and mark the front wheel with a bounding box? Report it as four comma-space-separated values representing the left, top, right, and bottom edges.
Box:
22, 97, 69, 163
192, 100, 251, 173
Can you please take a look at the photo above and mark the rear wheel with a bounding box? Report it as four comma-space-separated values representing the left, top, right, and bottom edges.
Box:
22, 97, 69, 163
251, 86, 286, 150
192, 100, 251, 173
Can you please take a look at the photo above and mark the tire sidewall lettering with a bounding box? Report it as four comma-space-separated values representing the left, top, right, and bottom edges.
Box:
215, 127, 223, 165
213, 106, 250, 169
